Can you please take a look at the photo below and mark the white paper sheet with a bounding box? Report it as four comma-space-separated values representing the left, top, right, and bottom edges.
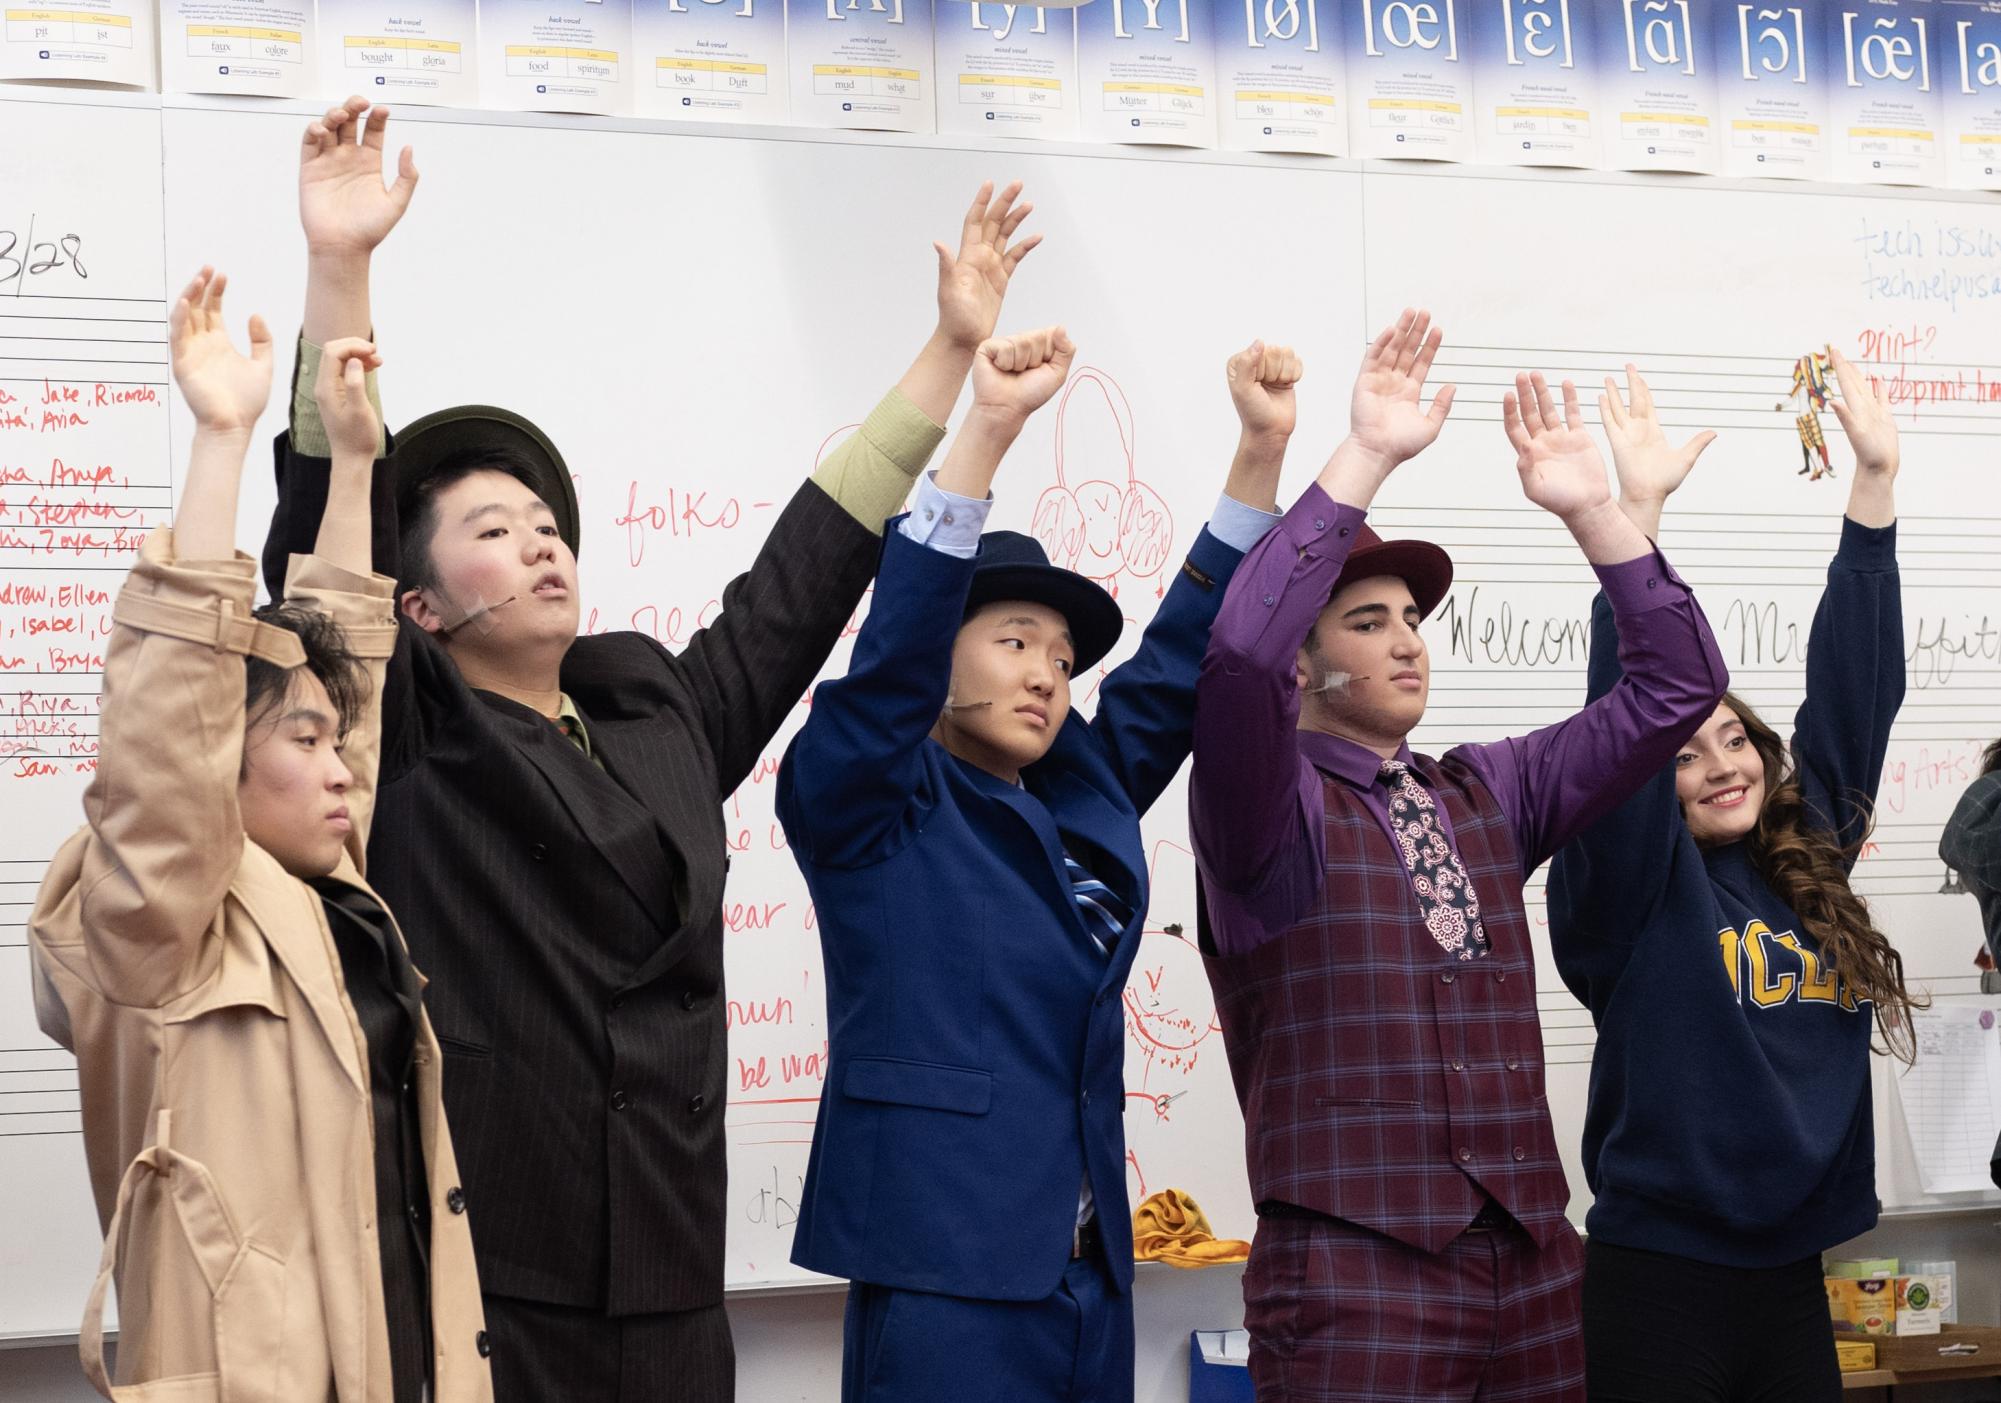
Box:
788, 0, 936, 134
634, 0, 789, 123
0, 0, 155, 87
160, 0, 315, 96
1893, 1006, 2001, 1194
933, 0, 1078, 140
478, 0, 632, 114
317, 0, 478, 107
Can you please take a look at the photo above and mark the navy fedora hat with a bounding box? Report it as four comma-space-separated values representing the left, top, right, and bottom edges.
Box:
963, 531, 1125, 672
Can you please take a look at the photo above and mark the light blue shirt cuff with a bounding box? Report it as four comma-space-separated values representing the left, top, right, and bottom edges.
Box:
1207, 493, 1284, 554
896, 471, 993, 559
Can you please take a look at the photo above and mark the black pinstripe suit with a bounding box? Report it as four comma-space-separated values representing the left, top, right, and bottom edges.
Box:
265, 432, 880, 1400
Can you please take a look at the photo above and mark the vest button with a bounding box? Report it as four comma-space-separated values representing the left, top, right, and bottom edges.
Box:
1514, 1146, 1527, 1161
1458, 1147, 1473, 1163
1495, 967, 1507, 982
682, 989, 698, 1011
1450, 1059, 1465, 1072
1440, 970, 1456, 985
530, 843, 548, 862
610, 1089, 629, 1111
1505, 1057, 1519, 1071
447, 1186, 467, 1214
689, 1094, 707, 1114
476, 1330, 491, 1358
1082, 1090, 1091, 1107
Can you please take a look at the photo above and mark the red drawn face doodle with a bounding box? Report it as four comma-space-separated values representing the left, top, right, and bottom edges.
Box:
1030, 367, 1177, 595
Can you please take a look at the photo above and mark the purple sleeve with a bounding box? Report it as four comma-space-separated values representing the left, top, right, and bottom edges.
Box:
1190, 484, 1364, 952
1454, 547, 1728, 874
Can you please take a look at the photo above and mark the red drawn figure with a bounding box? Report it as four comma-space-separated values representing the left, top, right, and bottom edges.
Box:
1031, 366, 1176, 597
1122, 839, 1224, 1085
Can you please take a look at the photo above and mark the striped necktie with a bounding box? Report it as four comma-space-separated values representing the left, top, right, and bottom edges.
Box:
1064, 848, 1131, 957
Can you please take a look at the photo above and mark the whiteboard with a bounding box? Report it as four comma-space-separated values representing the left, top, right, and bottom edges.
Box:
3, 90, 1998, 1343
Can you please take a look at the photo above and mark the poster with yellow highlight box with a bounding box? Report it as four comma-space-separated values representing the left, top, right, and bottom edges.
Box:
634, 0, 789, 124
0, 0, 154, 87
479, 0, 630, 114
317, 0, 477, 106
160, 0, 314, 96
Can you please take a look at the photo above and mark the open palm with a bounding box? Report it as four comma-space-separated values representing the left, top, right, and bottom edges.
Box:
299, 98, 419, 256
1826, 346, 1899, 477
1348, 309, 1454, 468
934, 181, 1040, 352
1505, 372, 1610, 520
170, 268, 272, 433
1599, 363, 1715, 505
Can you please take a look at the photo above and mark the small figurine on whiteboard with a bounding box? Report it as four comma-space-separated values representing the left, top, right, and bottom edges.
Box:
1777, 347, 1838, 481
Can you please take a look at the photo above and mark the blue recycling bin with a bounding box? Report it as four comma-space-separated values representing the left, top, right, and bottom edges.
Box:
1189, 1330, 1255, 1402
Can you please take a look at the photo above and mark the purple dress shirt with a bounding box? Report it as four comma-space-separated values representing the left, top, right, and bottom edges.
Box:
1192, 482, 1728, 955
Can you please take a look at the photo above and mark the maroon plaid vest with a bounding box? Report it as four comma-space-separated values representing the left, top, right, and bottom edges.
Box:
1203, 752, 1571, 1254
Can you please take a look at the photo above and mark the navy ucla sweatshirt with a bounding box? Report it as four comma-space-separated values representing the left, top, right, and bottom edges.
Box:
1548, 517, 1904, 1268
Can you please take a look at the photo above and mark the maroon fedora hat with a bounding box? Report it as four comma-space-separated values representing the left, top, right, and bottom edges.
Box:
1328, 522, 1454, 619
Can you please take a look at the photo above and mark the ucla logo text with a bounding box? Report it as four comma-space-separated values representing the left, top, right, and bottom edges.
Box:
1718, 919, 1863, 1013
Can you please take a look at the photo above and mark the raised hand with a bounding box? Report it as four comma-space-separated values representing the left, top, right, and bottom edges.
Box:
1504, 372, 1612, 522
1828, 346, 1900, 528
1599, 363, 1715, 539
934, 181, 1040, 353
170, 267, 273, 434
299, 97, 419, 258
970, 326, 1075, 423
1347, 309, 1456, 472
1827, 346, 1898, 478
1600, 364, 1715, 505
313, 336, 384, 461
1227, 340, 1303, 444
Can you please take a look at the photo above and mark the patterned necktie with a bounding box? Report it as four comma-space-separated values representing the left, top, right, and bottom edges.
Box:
1064, 848, 1131, 958
1379, 760, 1490, 961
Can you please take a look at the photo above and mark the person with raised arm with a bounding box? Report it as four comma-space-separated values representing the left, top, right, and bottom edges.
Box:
260, 96, 1045, 1400
31, 270, 490, 1402
777, 333, 1299, 1400
1190, 310, 1729, 1403
1548, 355, 1917, 1403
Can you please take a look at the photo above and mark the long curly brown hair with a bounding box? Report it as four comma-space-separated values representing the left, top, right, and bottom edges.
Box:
1718, 692, 1925, 1062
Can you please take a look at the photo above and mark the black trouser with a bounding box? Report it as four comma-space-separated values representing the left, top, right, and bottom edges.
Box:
480, 1293, 735, 1403
1582, 1238, 1840, 1403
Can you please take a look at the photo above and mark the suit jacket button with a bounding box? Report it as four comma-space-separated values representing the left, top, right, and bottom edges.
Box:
610, 1089, 629, 1111
609, 995, 624, 1013
1458, 1147, 1473, 1163
1513, 1146, 1527, 1161
476, 1331, 491, 1358
1081, 1090, 1091, 1107
530, 843, 548, 862
682, 989, 698, 1011
688, 1094, 706, 1114
447, 1186, 467, 1214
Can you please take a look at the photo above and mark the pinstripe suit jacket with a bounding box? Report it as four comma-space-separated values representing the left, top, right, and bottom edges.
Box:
264, 431, 879, 1316
1201, 755, 1572, 1255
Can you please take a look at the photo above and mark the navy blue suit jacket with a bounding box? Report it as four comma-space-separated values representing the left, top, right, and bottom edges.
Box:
776, 521, 1246, 1300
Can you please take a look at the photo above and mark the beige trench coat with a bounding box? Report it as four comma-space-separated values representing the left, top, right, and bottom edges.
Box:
29, 528, 492, 1402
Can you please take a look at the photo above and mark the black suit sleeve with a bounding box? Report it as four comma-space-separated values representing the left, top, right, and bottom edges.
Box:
668, 479, 881, 798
